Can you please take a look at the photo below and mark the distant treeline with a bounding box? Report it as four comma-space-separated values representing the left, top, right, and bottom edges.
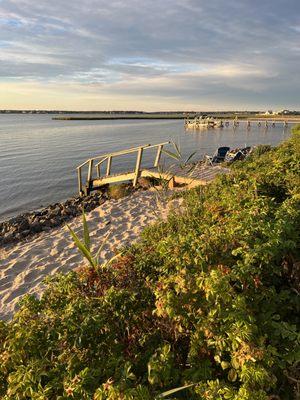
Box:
0, 110, 261, 115
2, 110, 300, 117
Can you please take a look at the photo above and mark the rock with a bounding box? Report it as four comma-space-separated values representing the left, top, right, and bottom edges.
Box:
28, 215, 36, 224
18, 219, 30, 231
61, 209, 69, 217
138, 177, 152, 189
8, 226, 18, 234
49, 208, 61, 219
30, 222, 42, 233
43, 219, 54, 227
0, 191, 106, 246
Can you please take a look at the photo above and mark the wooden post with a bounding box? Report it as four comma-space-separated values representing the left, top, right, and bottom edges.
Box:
168, 177, 175, 189
96, 164, 100, 178
85, 159, 94, 195
77, 168, 83, 195
133, 148, 143, 186
106, 156, 112, 176
87, 159, 94, 187
154, 145, 163, 167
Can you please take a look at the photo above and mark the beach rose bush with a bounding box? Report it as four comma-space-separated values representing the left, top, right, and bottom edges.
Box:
0, 127, 299, 399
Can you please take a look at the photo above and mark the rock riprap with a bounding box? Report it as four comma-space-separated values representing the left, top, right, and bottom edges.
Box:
0, 192, 105, 246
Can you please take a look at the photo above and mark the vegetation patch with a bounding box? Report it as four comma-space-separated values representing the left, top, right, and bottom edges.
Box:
0, 128, 299, 399
107, 183, 133, 200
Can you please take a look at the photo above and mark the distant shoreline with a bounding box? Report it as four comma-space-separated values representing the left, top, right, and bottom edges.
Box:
1, 110, 299, 122
52, 114, 186, 120
52, 114, 300, 122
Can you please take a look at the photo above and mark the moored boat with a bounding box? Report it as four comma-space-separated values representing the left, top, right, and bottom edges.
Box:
185, 115, 223, 129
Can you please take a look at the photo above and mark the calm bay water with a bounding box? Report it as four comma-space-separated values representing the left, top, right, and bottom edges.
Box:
0, 114, 292, 221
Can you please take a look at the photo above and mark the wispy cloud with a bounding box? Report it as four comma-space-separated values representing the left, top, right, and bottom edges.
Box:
0, 0, 299, 109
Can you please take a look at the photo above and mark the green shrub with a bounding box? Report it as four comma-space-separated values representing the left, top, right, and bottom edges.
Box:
108, 183, 132, 200
249, 144, 272, 157
0, 126, 299, 399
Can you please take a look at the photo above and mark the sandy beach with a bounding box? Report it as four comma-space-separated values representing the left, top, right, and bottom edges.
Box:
0, 190, 179, 320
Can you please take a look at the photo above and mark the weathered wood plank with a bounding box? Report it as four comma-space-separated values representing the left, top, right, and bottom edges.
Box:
106, 156, 112, 176
133, 148, 143, 186
92, 172, 136, 187
89, 164, 230, 191
141, 169, 207, 186
154, 145, 163, 167
87, 159, 94, 183
77, 168, 83, 195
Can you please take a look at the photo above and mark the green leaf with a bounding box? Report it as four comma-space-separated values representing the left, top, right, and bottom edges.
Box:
228, 369, 238, 382
82, 209, 91, 251
172, 142, 181, 158
214, 355, 221, 363
184, 151, 197, 165
67, 225, 95, 267
231, 358, 240, 370
156, 383, 197, 399
221, 361, 230, 370
102, 253, 121, 269
163, 149, 180, 161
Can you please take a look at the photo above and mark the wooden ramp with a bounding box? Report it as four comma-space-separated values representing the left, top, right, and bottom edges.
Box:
76, 142, 230, 195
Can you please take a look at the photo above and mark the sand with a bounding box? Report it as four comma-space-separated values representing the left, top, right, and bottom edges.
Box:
0, 190, 181, 320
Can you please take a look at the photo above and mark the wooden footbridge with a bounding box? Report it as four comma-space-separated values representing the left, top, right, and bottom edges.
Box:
76, 142, 230, 196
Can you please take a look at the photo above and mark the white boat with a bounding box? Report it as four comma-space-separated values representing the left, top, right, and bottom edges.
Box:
185, 116, 223, 129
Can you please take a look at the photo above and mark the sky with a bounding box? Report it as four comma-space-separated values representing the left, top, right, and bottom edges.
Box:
0, 0, 299, 111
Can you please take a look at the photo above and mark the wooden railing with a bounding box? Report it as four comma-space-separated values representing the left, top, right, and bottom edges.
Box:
76, 142, 170, 195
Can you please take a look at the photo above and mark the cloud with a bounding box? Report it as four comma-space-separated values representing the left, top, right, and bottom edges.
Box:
0, 0, 299, 109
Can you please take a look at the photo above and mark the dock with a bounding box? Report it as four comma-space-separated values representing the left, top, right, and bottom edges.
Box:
184, 116, 296, 130
76, 142, 230, 196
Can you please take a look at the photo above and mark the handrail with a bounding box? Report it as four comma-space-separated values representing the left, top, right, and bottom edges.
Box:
144, 142, 170, 150
93, 142, 170, 169
91, 144, 151, 167
76, 159, 91, 170
76, 141, 171, 195
94, 145, 150, 168
77, 142, 170, 170
76, 147, 148, 170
